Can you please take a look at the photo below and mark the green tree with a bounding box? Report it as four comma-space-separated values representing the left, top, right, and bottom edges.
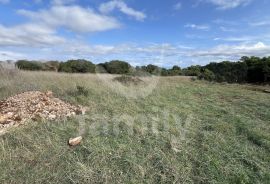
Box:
16, 60, 43, 71
103, 60, 131, 74
58, 59, 96, 73
145, 64, 160, 75
198, 69, 215, 81
168, 65, 182, 76
182, 65, 201, 76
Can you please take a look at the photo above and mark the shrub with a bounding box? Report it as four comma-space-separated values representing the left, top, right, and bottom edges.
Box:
113, 75, 143, 85
96, 64, 107, 73
43, 61, 60, 71
103, 60, 131, 74
182, 65, 202, 76
168, 65, 182, 76
131, 66, 152, 76
145, 64, 160, 75
16, 60, 43, 71
161, 68, 169, 76
205, 61, 248, 83
198, 69, 215, 81
58, 59, 96, 73
76, 85, 89, 96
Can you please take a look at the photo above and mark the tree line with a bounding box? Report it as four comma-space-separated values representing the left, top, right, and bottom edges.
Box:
15, 56, 270, 83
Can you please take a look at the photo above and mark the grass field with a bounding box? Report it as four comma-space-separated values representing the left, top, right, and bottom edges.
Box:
0, 70, 270, 183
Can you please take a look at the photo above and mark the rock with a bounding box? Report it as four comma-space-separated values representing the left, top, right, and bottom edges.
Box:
7, 112, 13, 117
0, 115, 8, 124
14, 115, 22, 121
0, 91, 86, 132
45, 90, 53, 97
48, 114, 56, 120
264, 89, 270, 93
68, 136, 82, 146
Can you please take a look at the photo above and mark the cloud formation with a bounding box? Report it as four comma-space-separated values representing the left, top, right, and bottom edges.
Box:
189, 42, 270, 57
0, 23, 65, 47
99, 0, 146, 21
204, 0, 252, 9
0, 50, 25, 61
18, 5, 121, 33
249, 20, 270, 27
184, 24, 210, 30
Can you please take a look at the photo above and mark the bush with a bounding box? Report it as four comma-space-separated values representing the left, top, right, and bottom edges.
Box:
96, 64, 107, 73
205, 61, 248, 83
16, 60, 43, 71
241, 56, 270, 83
168, 65, 182, 76
103, 60, 131, 74
76, 85, 89, 96
113, 75, 143, 85
58, 59, 95, 73
182, 65, 202, 76
198, 69, 215, 81
43, 61, 60, 71
145, 64, 160, 75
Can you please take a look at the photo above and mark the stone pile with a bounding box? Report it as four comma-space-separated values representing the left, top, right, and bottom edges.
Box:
0, 91, 83, 130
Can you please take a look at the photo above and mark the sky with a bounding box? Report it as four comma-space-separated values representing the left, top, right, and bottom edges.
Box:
0, 0, 270, 67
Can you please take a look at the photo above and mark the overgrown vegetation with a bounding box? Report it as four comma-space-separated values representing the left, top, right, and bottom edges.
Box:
14, 56, 270, 83
113, 75, 143, 85
196, 56, 270, 83
0, 71, 269, 183
16, 60, 59, 71
101, 60, 131, 74
58, 59, 96, 73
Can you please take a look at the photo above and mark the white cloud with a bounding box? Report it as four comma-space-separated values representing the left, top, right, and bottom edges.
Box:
99, 0, 146, 21
18, 5, 121, 33
189, 42, 270, 57
0, 0, 9, 4
250, 20, 270, 27
214, 34, 270, 42
203, 0, 252, 9
0, 50, 26, 61
0, 23, 65, 47
184, 24, 210, 30
173, 2, 182, 10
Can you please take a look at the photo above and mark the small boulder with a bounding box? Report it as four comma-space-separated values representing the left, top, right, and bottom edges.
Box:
68, 136, 82, 146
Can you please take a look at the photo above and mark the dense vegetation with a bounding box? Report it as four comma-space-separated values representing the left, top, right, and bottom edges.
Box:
16, 60, 59, 71
14, 56, 270, 83
58, 59, 95, 73
100, 60, 131, 74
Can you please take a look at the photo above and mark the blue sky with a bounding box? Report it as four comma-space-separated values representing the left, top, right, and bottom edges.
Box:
0, 0, 270, 67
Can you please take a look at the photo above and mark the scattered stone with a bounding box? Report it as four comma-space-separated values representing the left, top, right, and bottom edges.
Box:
0, 91, 86, 132
45, 90, 53, 97
68, 136, 82, 146
263, 89, 270, 93
48, 114, 56, 120
0, 115, 8, 124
